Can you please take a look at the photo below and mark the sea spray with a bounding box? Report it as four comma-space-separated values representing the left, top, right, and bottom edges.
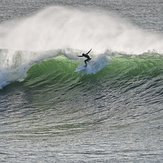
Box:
0, 6, 163, 53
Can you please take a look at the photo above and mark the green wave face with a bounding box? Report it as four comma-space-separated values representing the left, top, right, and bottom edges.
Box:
23, 53, 163, 108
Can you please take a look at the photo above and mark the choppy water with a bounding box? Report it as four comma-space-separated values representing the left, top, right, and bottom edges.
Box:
0, 0, 163, 162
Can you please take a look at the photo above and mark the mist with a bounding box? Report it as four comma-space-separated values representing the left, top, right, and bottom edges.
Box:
0, 6, 163, 54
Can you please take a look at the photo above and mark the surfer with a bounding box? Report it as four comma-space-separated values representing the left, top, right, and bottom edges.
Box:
77, 49, 92, 67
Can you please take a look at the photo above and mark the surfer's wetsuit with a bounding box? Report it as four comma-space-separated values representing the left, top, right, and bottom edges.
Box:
78, 49, 92, 67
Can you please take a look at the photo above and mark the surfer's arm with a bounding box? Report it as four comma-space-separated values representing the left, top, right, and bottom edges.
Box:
77, 49, 92, 57
85, 49, 92, 55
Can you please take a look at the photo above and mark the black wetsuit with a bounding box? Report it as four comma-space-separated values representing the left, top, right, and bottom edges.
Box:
78, 49, 92, 66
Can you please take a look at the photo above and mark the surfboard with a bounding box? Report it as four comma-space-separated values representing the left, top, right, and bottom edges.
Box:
75, 66, 86, 72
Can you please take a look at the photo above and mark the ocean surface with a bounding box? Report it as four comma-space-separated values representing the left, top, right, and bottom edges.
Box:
0, 0, 163, 162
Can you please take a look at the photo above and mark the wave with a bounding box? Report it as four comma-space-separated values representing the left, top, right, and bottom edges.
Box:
0, 48, 163, 89
1, 48, 162, 89
0, 6, 163, 89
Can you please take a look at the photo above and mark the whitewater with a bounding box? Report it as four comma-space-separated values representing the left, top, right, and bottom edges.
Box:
0, 1, 163, 162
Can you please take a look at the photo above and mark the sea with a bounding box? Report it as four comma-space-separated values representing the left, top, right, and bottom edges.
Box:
0, 0, 163, 162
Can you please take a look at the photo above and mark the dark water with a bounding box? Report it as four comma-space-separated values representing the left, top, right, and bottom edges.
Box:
0, 0, 163, 162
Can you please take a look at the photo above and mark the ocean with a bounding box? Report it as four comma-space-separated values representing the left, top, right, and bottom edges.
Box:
0, 0, 163, 162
